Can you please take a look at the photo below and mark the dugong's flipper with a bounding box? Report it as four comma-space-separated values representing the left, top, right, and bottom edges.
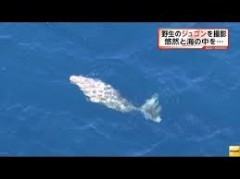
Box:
140, 93, 162, 123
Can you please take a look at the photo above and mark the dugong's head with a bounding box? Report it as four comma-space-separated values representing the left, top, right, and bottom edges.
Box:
69, 75, 86, 85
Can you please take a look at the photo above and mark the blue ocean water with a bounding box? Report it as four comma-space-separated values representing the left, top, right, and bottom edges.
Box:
0, 23, 240, 156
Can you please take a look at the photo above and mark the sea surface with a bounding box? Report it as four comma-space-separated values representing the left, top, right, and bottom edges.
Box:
0, 23, 240, 156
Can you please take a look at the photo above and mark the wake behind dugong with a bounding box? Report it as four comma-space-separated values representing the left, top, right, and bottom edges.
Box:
70, 75, 162, 123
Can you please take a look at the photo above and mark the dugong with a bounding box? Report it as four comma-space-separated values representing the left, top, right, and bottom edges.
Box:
70, 75, 162, 123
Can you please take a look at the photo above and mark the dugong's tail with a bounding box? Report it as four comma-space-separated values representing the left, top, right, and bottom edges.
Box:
140, 93, 162, 123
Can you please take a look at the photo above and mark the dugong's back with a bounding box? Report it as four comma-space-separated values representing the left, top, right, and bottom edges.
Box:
70, 75, 136, 112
